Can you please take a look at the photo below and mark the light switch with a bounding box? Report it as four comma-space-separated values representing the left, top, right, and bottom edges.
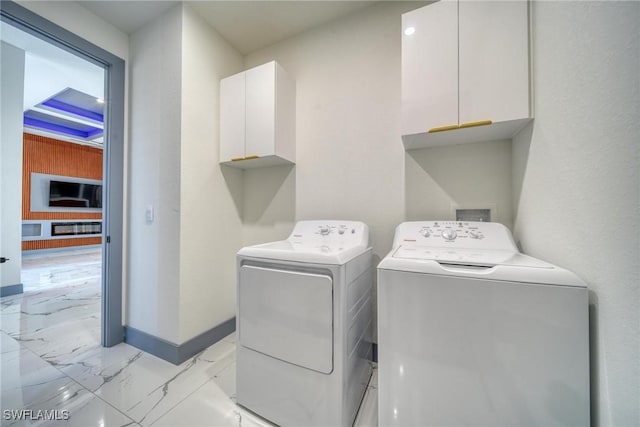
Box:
145, 205, 154, 222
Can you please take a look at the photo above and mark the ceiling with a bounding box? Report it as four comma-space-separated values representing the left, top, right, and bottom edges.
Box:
77, 1, 385, 54
187, 1, 378, 54
2, 1, 425, 145
1, 23, 104, 110
1, 22, 105, 145
75, 1, 180, 35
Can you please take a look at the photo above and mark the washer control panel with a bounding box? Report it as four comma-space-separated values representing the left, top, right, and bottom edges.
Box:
392, 221, 517, 252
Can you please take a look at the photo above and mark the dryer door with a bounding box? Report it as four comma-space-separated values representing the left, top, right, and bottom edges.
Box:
239, 265, 333, 374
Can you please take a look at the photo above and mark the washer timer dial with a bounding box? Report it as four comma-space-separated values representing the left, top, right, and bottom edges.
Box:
441, 229, 457, 241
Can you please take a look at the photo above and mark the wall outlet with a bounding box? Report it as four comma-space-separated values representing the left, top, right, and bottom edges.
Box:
455, 208, 491, 222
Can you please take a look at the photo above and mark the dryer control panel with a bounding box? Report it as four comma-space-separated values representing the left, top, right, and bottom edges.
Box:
288, 220, 369, 249
392, 221, 518, 252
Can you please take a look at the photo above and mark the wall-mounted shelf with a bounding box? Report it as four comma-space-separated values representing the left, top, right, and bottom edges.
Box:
220, 155, 294, 169
403, 118, 532, 150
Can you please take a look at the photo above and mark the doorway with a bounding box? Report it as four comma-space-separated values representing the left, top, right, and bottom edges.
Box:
1, 1, 124, 347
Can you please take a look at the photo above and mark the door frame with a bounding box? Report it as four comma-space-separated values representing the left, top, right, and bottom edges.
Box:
1, 1, 125, 347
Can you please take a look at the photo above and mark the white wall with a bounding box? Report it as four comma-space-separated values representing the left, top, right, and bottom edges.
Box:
242, 1, 514, 345
243, 2, 409, 257
513, 2, 640, 425
406, 140, 513, 227
128, 4, 245, 345
0, 42, 25, 290
179, 4, 244, 342
128, 5, 182, 343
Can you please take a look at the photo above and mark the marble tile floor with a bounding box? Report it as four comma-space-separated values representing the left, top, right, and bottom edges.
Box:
1, 249, 378, 426
20, 247, 102, 293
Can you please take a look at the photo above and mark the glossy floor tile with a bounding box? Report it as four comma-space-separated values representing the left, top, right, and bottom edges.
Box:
21, 247, 102, 293
1, 249, 378, 426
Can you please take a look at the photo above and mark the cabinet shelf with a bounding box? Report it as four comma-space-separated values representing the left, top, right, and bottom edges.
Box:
220, 155, 295, 169
403, 117, 532, 150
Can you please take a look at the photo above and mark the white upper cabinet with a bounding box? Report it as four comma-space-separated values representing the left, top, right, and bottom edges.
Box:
459, 1, 530, 126
220, 72, 246, 163
220, 61, 295, 168
402, 1, 458, 137
402, 0, 532, 149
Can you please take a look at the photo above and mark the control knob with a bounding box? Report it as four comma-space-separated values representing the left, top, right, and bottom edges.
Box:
469, 230, 481, 239
420, 228, 432, 238
441, 229, 457, 241
319, 226, 330, 236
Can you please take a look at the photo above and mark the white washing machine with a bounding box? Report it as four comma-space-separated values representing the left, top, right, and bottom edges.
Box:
237, 220, 373, 427
377, 221, 590, 426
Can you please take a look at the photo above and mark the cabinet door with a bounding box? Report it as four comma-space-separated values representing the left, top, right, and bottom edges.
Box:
246, 62, 276, 158
459, 0, 530, 125
220, 72, 246, 162
402, 0, 458, 135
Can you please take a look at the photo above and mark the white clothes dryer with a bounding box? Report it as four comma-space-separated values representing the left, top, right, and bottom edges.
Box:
377, 221, 590, 426
237, 220, 373, 427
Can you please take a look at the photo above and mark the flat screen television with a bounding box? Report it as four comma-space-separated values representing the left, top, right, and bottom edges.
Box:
49, 180, 102, 208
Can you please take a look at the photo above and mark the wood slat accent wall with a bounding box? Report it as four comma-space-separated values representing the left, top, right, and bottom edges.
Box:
22, 133, 103, 250
23, 237, 102, 251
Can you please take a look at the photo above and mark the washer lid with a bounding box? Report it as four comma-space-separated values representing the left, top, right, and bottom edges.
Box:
381, 221, 586, 288
392, 246, 543, 267
379, 248, 585, 288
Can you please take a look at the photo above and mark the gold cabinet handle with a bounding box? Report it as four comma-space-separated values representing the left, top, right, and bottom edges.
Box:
230, 155, 260, 162
428, 120, 493, 133
428, 124, 459, 133
459, 120, 492, 129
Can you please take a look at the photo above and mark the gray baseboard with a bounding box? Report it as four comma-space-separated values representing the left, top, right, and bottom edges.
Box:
0, 283, 23, 297
124, 317, 236, 365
